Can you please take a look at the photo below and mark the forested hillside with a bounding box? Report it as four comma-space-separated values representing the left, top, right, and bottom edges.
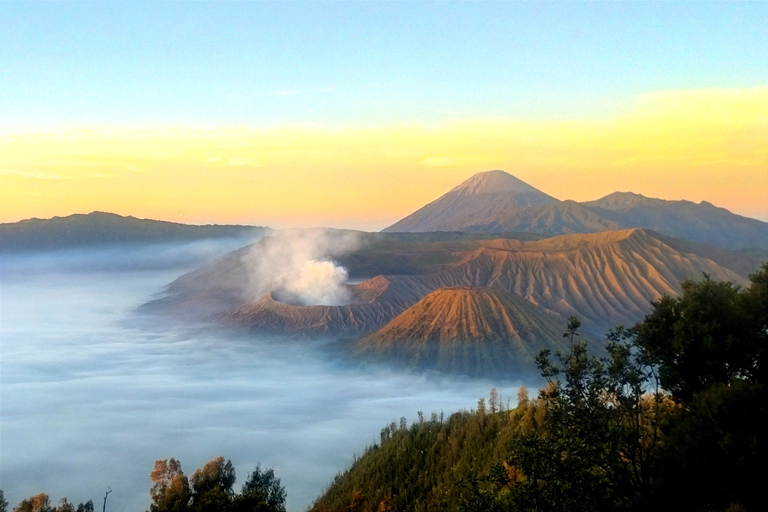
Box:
310, 388, 547, 512
312, 264, 766, 512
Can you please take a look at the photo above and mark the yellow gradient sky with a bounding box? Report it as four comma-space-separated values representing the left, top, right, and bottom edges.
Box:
2, 87, 766, 229
2, 3, 767, 230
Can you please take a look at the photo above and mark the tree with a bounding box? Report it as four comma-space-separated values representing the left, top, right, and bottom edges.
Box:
634, 269, 764, 402
75, 501, 93, 512
232, 465, 286, 512
489, 388, 499, 414
148, 457, 286, 512
563, 315, 581, 344
633, 266, 766, 510
150, 459, 191, 512
190, 457, 236, 512
471, 268, 767, 512
13, 494, 52, 512
501, 330, 664, 512
1, 490, 8, 512
56, 499, 74, 512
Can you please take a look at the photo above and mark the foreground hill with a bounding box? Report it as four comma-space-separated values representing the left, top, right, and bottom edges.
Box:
353, 287, 574, 376
383, 170, 768, 251
310, 397, 541, 512
0, 211, 267, 251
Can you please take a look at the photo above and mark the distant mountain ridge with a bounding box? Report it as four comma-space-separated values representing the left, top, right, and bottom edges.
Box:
383, 170, 768, 251
582, 192, 768, 250
0, 211, 268, 251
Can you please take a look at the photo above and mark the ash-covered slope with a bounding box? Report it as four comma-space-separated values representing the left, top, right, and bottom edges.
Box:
145, 228, 758, 343
222, 275, 432, 337
354, 287, 573, 376
417, 228, 751, 335
482, 230, 748, 330
383, 170, 557, 233
582, 192, 768, 251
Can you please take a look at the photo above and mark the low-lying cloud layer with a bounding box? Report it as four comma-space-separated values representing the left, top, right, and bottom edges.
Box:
0, 245, 533, 512
244, 229, 360, 306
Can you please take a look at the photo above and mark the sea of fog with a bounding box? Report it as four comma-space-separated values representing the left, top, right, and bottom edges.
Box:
0, 241, 534, 512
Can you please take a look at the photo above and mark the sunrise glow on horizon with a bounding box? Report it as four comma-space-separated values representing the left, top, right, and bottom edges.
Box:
2, 2, 766, 230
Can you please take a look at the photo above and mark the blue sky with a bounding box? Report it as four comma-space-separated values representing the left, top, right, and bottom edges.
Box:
1, 2, 766, 227
3, 1, 766, 130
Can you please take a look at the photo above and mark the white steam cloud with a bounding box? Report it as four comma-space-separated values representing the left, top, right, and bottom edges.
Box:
243, 229, 361, 306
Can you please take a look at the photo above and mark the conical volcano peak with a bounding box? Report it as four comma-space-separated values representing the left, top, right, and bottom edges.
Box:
383, 170, 557, 233
451, 170, 548, 196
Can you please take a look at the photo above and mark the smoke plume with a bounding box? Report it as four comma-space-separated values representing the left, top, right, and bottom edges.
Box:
243, 229, 360, 306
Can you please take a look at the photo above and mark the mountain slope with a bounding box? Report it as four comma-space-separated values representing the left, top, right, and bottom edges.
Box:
383, 170, 557, 233
354, 287, 574, 376
458, 200, 625, 235
383, 170, 768, 251
417, 228, 750, 335
145, 229, 758, 343
582, 192, 768, 250
0, 211, 266, 251
222, 275, 432, 337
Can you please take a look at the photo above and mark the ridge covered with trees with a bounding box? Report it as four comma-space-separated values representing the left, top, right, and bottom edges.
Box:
311, 264, 766, 512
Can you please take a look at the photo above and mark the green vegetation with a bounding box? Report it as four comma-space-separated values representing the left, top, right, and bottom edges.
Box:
7, 495, 92, 512
149, 456, 286, 512
312, 264, 766, 512
309, 389, 546, 512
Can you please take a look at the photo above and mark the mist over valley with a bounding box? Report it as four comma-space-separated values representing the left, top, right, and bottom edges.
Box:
0, 240, 512, 512
1, 170, 765, 511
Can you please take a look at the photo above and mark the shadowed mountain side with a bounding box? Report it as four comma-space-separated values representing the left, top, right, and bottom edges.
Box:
141, 245, 256, 319
334, 231, 545, 277
0, 211, 267, 251
352, 287, 576, 377
457, 200, 624, 235
384, 170, 557, 233
582, 192, 768, 251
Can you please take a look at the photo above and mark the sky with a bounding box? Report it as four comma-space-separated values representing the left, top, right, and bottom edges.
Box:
1, 1, 766, 229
